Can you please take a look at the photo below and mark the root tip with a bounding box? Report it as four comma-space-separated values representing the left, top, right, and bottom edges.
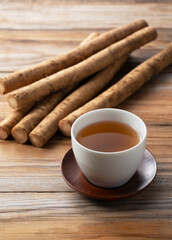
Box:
29, 133, 44, 148
0, 127, 9, 139
58, 120, 71, 137
7, 95, 18, 109
12, 128, 28, 144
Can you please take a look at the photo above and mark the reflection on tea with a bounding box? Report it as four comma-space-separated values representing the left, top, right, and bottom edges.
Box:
76, 121, 139, 152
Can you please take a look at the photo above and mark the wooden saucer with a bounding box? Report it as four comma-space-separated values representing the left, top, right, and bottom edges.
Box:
61, 148, 157, 200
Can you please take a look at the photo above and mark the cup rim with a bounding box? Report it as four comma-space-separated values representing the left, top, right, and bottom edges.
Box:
71, 108, 147, 155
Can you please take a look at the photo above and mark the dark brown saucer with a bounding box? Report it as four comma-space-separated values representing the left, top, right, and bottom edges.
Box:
61, 148, 157, 200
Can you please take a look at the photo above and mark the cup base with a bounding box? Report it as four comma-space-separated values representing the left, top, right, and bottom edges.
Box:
84, 175, 134, 189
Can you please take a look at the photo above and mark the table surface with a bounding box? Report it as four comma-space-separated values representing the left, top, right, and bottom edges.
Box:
0, 1, 172, 239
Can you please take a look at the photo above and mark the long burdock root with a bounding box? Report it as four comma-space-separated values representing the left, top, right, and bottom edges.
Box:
0, 104, 34, 139
0, 33, 97, 140
11, 84, 78, 143
29, 55, 128, 147
10, 33, 98, 144
59, 42, 172, 136
8, 26, 157, 109
0, 20, 147, 94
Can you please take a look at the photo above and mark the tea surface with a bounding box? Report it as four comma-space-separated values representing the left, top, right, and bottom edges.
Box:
76, 121, 140, 152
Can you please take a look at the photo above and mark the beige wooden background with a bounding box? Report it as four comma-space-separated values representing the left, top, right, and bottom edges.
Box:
0, 1, 172, 239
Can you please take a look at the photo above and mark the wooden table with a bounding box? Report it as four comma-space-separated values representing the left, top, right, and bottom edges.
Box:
0, 1, 172, 239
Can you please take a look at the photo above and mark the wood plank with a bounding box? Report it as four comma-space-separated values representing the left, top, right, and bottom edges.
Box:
0, 192, 171, 240
0, 1, 172, 30
0, 189, 172, 217
0, 219, 171, 240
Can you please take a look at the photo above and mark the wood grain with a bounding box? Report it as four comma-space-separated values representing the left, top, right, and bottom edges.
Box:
0, 0, 172, 29
0, 0, 172, 239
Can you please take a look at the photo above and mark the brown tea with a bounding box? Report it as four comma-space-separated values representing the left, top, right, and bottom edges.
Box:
76, 121, 140, 152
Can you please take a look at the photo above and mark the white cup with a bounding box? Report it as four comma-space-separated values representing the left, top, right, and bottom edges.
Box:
71, 108, 147, 188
